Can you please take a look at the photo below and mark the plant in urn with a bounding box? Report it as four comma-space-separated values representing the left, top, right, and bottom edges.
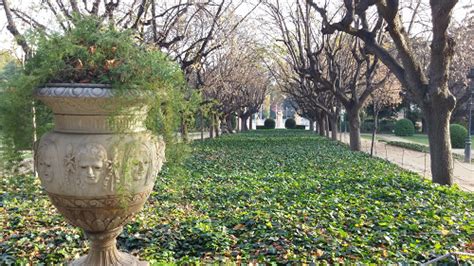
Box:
13, 17, 191, 265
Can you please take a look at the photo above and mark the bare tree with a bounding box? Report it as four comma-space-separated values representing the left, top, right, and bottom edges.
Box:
271, 58, 340, 138
265, 0, 383, 149
1, 0, 263, 142
308, 0, 460, 185
366, 67, 402, 156
200, 30, 269, 134
448, 16, 473, 123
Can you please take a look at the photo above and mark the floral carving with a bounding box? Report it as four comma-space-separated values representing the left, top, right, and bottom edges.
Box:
64, 144, 76, 187
103, 147, 119, 192
47, 190, 151, 232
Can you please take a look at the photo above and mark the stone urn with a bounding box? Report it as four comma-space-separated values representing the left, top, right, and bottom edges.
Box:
33, 84, 165, 265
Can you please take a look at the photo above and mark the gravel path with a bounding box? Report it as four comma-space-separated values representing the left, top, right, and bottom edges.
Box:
340, 133, 473, 192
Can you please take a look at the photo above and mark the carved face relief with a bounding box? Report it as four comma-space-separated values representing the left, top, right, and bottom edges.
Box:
76, 143, 108, 184
36, 140, 58, 183
130, 143, 151, 182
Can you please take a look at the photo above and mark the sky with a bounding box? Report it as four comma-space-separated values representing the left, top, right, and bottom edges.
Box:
0, 0, 473, 56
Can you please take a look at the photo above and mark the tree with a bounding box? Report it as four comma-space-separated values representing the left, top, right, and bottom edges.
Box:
1, 0, 263, 145
201, 31, 269, 133
308, 0, 460, 185
265, 0, 383, 149
272, 58, 340, 138
366, 67, 402, 156
447, 16, 473, 124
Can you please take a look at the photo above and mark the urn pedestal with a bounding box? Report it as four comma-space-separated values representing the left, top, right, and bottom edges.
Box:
34, 84, 165, 265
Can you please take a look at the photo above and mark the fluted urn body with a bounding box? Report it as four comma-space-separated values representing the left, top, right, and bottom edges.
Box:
33, 84, 165, 265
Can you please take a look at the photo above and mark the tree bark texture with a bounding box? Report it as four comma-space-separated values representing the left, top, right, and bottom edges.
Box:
226, 116, 234, 134
180, 119, 189, 143
348, 110, 361, 151
241, 116, 249, 131
324, 114, 330, 137
200, 111, 204, 140
319, 116, 325, 137
370, 111, 379, 156
330, 116, 338, 140
214, 114, 220, 137
209, 115, 214, 138
424, 103, 454, 185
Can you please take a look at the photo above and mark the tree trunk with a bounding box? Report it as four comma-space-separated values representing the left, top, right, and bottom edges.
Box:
214, 114, 220, 137
370, 110, 379, 156
200, 111, 204, 141
309, 119, 314, 132
319, 116, 325, 137
180, 118, 189, 143
249, 114, 253, 130
421, 118, 427, 134
347, 109, 361, 151
424, 106, 454, 185
210, 115, 214, 139
226, 116, 234, 134
241, 116, 249, 131
324, 114, 330, 137
330, 115, 338, 140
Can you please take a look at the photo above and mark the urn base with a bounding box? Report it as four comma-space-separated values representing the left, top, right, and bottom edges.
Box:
70, 227, 148, 266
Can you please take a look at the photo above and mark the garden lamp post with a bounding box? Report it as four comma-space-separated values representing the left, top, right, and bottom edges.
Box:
464, 67, 474, 163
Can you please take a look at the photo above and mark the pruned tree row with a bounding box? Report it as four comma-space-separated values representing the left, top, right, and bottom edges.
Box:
1, 0, 473, 186
0, 0, 268, 150
263, 0, 472, 185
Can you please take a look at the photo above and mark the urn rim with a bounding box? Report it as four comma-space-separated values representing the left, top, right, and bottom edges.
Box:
34, 83, 149, 99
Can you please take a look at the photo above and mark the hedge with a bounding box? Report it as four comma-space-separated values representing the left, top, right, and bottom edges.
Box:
450, 124, 467, 149
264, 118, 276, 129
394, 119, 415, 136
285, 118, 296, 129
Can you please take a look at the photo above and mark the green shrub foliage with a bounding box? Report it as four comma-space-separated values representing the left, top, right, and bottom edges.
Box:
1, 131, 473, 264
379, 119, 396, 133
450, 124, 468, 148
387, 141, 429, 153
264, 118, 276, 129
394, 119, 415, 136
285, 118, 296, 129
362, 119, 396, 133
1, 16, 199, 168
361, 120, 375, 133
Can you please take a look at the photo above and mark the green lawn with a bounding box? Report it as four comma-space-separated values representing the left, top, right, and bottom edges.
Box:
363, 133, 474, 147
398, 134, 430, 145
361, 133, 383, 141
1, 130, 473, 264
401, 134, 474, 147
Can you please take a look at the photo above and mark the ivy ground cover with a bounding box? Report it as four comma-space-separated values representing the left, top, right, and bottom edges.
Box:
1, 130, 473, 264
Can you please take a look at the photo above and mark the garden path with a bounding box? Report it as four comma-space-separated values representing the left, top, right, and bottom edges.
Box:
340, 133, 474, 192
372, 134, 465, 155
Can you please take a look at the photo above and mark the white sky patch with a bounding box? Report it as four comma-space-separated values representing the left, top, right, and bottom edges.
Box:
0, 0, 472, 56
